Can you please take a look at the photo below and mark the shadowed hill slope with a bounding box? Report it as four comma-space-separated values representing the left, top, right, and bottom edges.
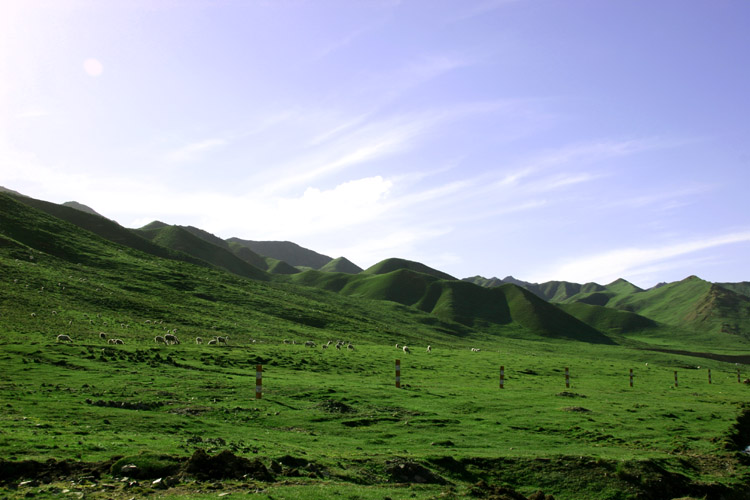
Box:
135, 225, 269, 281
228, 238, 332, 269
7, 194, 208, 268
557, 302, 658, 334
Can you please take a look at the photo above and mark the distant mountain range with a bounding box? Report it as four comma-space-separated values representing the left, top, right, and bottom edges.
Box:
2, 187, 749, 350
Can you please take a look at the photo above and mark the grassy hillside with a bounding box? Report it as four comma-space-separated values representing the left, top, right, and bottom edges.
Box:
319, 256, 363, 274
2, 193, 750, 499
558, 302, 657, 335
363, 257, 456, 280
228, 238, 332, 269
135, 225, 269, 281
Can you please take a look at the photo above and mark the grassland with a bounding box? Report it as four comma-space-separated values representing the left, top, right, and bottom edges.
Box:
1, 193, 750, 499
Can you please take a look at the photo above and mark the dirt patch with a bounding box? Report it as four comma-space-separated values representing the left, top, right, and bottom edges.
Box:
469, 480, 555, 500
318, 398, 355, 413
555, 391, 586, 398
385, 459, 446, 484
183, 449, 274, 481
563, 406, 591, 413
0, 457, 118, 484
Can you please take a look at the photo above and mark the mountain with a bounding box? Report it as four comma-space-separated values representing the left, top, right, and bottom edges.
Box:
363, 258, 456, 281
319, 257, 363, 274
6, 194, 208, 268
134, 224, 269, 281
61, 201, 103, 217
228, 238, 333, 269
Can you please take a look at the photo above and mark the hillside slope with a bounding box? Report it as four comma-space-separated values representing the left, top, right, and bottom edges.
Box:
364, 258, 456, 281
135, 224, 269, 281
228, 238, 332, 269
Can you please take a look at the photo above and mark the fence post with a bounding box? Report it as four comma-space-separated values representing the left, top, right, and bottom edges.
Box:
674, 371, 678, 388
256, 364, 262, 399
565, 367, 570, 389
500, 365, 505, 389
629, 368, 633, 388
708, 368, 712, 384
739, 368, 742, 383
396, 359, 401, 388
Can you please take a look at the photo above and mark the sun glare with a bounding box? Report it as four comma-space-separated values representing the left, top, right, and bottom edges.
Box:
83, 58, 103, 77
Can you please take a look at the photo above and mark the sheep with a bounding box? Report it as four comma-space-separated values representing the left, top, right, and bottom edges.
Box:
51, 310, 57, 315
471, 348, 481, 352
56, 334, 72, 342
217, 335, 228, 345
427, 345, 431, 353
207, 338, 218, 345
347, 344, 355, 350
164, 333, 180, 345
322, 344, 328, 349
114, 339, 124, 345
99, 332, 107, 340
395, 343, 399, 348
195, 337, 203, 344
30, 312, 37, 318
335, 343, 341, 350
154, 335, 166, 345
402, 346, 411, 354
283, 339, 290, 344
305, 341, 316, 348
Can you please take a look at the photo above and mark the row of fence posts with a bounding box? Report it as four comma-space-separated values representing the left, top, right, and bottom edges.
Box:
250, 363, 742, 399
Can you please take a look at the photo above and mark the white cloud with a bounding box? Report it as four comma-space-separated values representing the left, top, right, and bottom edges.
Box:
164, 138, 227, 163
531, 231, 750, 285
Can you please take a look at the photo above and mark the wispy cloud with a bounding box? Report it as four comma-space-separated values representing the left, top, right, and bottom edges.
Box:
531, 231, 750, 285
164, 138, 227, 163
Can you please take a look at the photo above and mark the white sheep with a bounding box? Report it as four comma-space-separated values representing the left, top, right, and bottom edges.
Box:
164, 333, 180, 345
154, 335, 166, 344
471, 348, 481, 352
305, 341, 316, 347
99, 332, 107, 340
347, 344, 355, 350
207, 338, 218, 345
395, 343, 399, 348
195, 337, 203, 344
56, 334, 72, 342
427, 345, 431, 353
217, 335, 228, 344
402, 346, 410, 354
283, 339, 290, 344
114, 339, 124, 345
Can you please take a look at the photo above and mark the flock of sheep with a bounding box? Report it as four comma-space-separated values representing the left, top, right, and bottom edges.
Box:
54, 332, 486, 355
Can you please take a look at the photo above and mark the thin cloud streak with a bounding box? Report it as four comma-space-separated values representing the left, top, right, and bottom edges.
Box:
534, 231, 750, 286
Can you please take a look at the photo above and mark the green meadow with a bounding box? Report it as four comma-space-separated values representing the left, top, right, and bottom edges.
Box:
1, 193, 749, 499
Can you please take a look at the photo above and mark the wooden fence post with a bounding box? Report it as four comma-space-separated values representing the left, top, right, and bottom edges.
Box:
256, 364, 262, 399
629, 368, 633, 388
674, 371, 678, 388
500, 365, 505, 389
396, 359, 401, 388
565, 367, 570, 389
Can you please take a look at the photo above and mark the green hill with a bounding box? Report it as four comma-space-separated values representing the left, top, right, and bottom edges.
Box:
363, 258, 456, 280
558, 302, 658, 334
228, 238, 332, 269
135, 224, 269, 281
9, 195, 208, 268
319, 256, 363, 274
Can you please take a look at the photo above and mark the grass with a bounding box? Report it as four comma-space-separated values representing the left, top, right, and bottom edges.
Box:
1, 193, 750, 499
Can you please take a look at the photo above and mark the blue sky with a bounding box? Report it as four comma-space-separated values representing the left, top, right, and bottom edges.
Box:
2, 0, 749, 287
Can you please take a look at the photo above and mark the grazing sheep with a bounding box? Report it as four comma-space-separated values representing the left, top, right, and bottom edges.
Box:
207, 338, 218, 345
322, 344, 328, 349
471, 348, 481, 352
305, 341, 316, 347
164, 333, 180, 345
283, 339, 290, 344
326, 340, 333, 346
99, 332, 107, 340
195, 337, 203, 344
335, 343, 341, 350
30, 312, 37, 318
395, 343, 399, 348
154, 335, 166, 345
114, 339, 124, 345
56, 334, 72, 342
402, 346, 411, 354
51, 310, 57, 315
427, 345, 431, 353
217, 335, 228, 345
347, 344, 355, 350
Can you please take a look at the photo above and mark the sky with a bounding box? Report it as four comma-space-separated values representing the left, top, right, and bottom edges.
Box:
2, 0, 750, 288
